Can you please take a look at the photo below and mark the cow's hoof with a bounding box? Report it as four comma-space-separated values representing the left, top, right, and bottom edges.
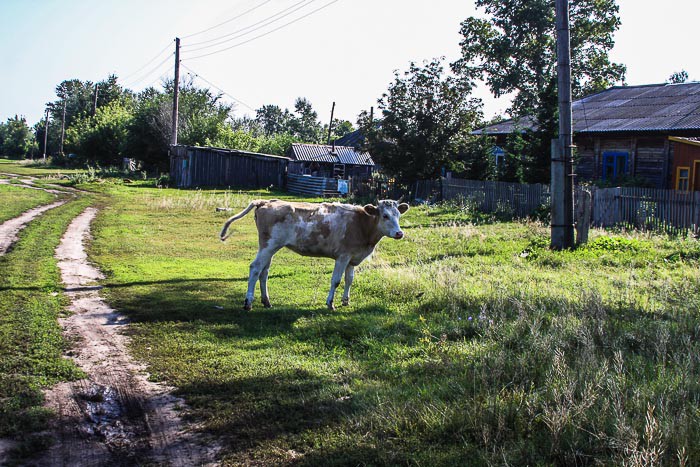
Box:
243, 299, 252, 311
262, 297, 272, 308
327, 302, 336, 311
341, 298, 349, 306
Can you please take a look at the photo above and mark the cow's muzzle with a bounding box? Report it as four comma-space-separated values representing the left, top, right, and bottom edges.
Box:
393, 231, 404, 240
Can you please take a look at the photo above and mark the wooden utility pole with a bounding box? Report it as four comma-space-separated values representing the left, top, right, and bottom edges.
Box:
326, 101, 336, 145
60, 99, 67, 155
551, 0, 575, 249
171, 37, 181, 146
42, 108, 49, 161
93, 83, 99, 116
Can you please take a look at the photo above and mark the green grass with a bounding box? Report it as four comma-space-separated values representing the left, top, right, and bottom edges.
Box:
0, 184, 59, 223
88, 185, 700, 466
0, 158, 85, 177
0, 193, 95, 456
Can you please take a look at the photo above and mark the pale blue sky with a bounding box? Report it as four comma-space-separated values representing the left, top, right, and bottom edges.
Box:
1, 0, 699, 127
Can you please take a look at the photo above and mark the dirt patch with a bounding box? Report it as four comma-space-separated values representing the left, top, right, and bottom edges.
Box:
0, 200, 68, 255
38, 207, 219, 466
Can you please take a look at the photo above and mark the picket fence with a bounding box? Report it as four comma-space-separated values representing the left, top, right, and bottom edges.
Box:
435, 177, 700, 236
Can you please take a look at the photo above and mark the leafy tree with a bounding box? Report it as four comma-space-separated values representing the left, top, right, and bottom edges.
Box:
65, 101, 133, 166
459, 135, 497, 180
255, 105, 293, 136
126, 79, 233, 169
454, 0, 626, 114
288, 97, 324, 143
326, 119, 354, 143
453, 0, 626, 183
669, 70, 689, 84
362, 58, 483, 183
0, 116, 38, 159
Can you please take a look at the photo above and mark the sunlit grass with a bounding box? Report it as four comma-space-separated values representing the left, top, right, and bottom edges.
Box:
85, 184, 700, 465
0, 184, 59, 223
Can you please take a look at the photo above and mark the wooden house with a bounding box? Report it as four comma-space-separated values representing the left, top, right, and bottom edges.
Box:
474, 82, 700, 190
287, 143, 374, 180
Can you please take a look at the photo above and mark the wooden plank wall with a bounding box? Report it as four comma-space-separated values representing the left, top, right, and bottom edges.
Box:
170, 145, 288, 188
439, 176, 700, 235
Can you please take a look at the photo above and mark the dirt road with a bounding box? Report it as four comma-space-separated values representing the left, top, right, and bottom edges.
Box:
38, 207, 218, 466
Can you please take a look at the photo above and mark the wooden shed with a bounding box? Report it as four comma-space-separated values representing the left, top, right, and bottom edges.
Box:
474, 82, 700, 189
169, 145, 289, 189
288, 143, 374, 180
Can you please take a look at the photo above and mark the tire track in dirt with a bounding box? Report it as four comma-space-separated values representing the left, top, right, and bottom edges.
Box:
40, 207, 218, 466
0, 200, 68, 255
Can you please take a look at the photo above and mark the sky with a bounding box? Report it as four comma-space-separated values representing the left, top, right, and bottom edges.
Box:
1, 0, 699, 128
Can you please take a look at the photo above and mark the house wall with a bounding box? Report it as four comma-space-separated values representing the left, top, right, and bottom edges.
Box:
671, 140, 700, 191
574, 135, 670, 188
170, 145, 288, 188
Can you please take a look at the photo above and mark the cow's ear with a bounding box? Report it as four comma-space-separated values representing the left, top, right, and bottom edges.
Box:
397, 203, 409, 214
363, 204, 379, 216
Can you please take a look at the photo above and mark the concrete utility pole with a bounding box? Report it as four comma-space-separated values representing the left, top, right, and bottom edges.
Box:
171, 37, 181, 146
42, 108, 49, 161
551, 0, 575, 249
60, 99, 67, 155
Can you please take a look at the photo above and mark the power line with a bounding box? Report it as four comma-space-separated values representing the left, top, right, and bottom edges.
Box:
119, 40, 173, 81
122, 52, 174, 89
181, 0, 275, 39
180, 63, 257, 112
184, 0, 341, 61
182, 0, 314, 50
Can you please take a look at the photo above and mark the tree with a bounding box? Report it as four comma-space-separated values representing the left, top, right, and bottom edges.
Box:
362, 58, 483, 183
255, 105, 292, 136
453, 0, 626, 183
669, 70, 689, 84
66, 101, 133, 166
0, 116, 38, 159
126, 79, 233, 169
288, 98, 324, 143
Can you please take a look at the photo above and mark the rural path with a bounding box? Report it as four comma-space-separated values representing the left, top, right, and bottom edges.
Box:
0, 199, 68, 255
39, 207, 218, 466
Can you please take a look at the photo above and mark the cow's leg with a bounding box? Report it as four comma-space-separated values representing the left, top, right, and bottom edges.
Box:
259, 260, 272, 308
341, 264, 355, 306
244, 247, 278, 310
326, 257, 351, 311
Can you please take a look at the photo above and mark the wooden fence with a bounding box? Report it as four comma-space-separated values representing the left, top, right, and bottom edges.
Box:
441, 178, 550, 218
432, 177, 700, 235
592, 187, 700, 235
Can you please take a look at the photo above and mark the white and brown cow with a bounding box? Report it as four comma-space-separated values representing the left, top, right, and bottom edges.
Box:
220, 199, 409, 310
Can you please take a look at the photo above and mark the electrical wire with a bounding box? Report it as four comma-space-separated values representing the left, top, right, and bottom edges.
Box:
182, 0, 313, 50
180, 63, 257, 111
122, 53, 174, 88
119, 40, 173, 82
181, 0, 275, 39
184, 0, 341, 60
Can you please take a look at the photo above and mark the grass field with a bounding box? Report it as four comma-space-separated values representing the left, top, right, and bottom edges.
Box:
0, 184, 58, 223
83, 184, 700, 465
0, 158, 85, 177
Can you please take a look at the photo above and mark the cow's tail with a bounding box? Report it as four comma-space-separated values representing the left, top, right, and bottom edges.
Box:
220, 200, 267, 241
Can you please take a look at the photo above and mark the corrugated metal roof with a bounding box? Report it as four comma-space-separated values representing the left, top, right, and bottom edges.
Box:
289, 143, 374, 166
474, 82, 700, 135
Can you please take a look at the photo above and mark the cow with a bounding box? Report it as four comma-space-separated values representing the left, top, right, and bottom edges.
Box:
220, 199, 409, 311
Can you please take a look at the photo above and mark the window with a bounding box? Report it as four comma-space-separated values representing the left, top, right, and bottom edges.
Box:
677, 167, 690, 191
602, 151, 629, 180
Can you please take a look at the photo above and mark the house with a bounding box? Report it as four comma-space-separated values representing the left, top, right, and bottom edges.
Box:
287, 143, 375, 180
474, 82, 700, 190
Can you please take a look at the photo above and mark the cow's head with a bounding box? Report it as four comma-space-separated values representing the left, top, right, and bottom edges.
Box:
364, 200, 409, 239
